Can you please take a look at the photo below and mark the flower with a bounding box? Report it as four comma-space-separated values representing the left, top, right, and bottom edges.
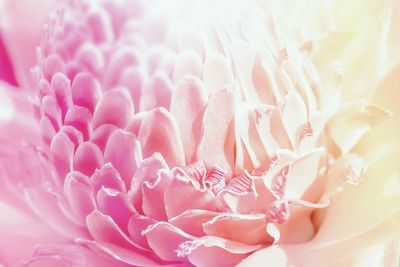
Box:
0, 0, 399, 266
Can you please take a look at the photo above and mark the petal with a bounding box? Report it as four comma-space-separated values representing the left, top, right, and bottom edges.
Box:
180, 236, 262, 267
73, 142, 103, 176
327, 101, 392, 155
284, 147, 325, 200
239, 216, 400, 267
139, 71, 173, 111
103, 47, 141, 89
134, 107, 185, 167
142, 222, 193, 262
233, 104, 271, 173
90, 163, 126, 194
104, 129, 142, 187
96, 187, 135, 232
92, 88, 134, 129
281, 91, 308, 147
86, 210, 147, 251
313, 151, 400, 246
197, 89, 236, 176
164, 176, 220, 219
50, 131, 74, 181
202, 53, 234, 93
51, 73, 73, 120
90, 124, 117, 152
64, 106, 93, 141
170, 76, 208, 163
129, 152, 168, 213
41, 95, 62, 131
118, 66, 146, 111
127, 214, 157, 249
141, 170, 172, 221
71, 72, 101, 113
203, 213, 272, 245
64, 171, 96, 225
169, 209, 220, 237
172, 50, 203, 83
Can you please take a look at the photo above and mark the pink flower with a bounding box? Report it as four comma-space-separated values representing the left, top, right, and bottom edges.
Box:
1, 0, 400, 266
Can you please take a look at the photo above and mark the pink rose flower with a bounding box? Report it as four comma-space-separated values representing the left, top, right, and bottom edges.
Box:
0, 0, 399, 266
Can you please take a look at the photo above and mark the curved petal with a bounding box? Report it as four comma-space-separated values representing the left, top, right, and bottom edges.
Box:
86, 210, 148, 251
170, 76, 208, 163
134, 107, 185, 167
197, 89, 236, 176
104, 129, 142, 187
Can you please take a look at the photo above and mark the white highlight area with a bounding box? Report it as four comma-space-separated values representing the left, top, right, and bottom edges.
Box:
0, 82, 15, 122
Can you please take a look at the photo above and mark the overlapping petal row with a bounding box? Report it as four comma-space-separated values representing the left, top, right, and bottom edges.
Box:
12, 0, 391, 266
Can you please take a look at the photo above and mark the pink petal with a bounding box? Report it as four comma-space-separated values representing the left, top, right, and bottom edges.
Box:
118, 66, 146, 111
92, 88, 134, 129
103, 47, 141, 89
219, 175, 275, 214
41, 95, 62, 131
86, 210, 147, 251
169, 209, 220, 237
64, 106, 93, 141
50, 131, 74, 181
39, 116, 57, 145
172, 50, 203, 83
197, 89, 236, 176
90, 163, 126, 194
143, 222, 193, 262
180, 236, 262, 267
129, 152, 168, 213
71, 72, 101, 113
42, 55, 66, 82
139, 71, 173, 111
90, 124, 118, 152
104, 129, 142, 186
96, 187, 135, 232
170, 76, 208, 163
164, 176, 221, 219
203, 213, 272, 245
75, 43, 104, 75
141, 170, 171, 221
64, 171, 96, 225
284, 147, 325, 200
127, 214, 157, 249
60, 125, 84, 152
73, 142, 103, 176
51, 72, 73, 120
234, 105, 271, 173
134, 107, 185, 167
281, 91, 308, 147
